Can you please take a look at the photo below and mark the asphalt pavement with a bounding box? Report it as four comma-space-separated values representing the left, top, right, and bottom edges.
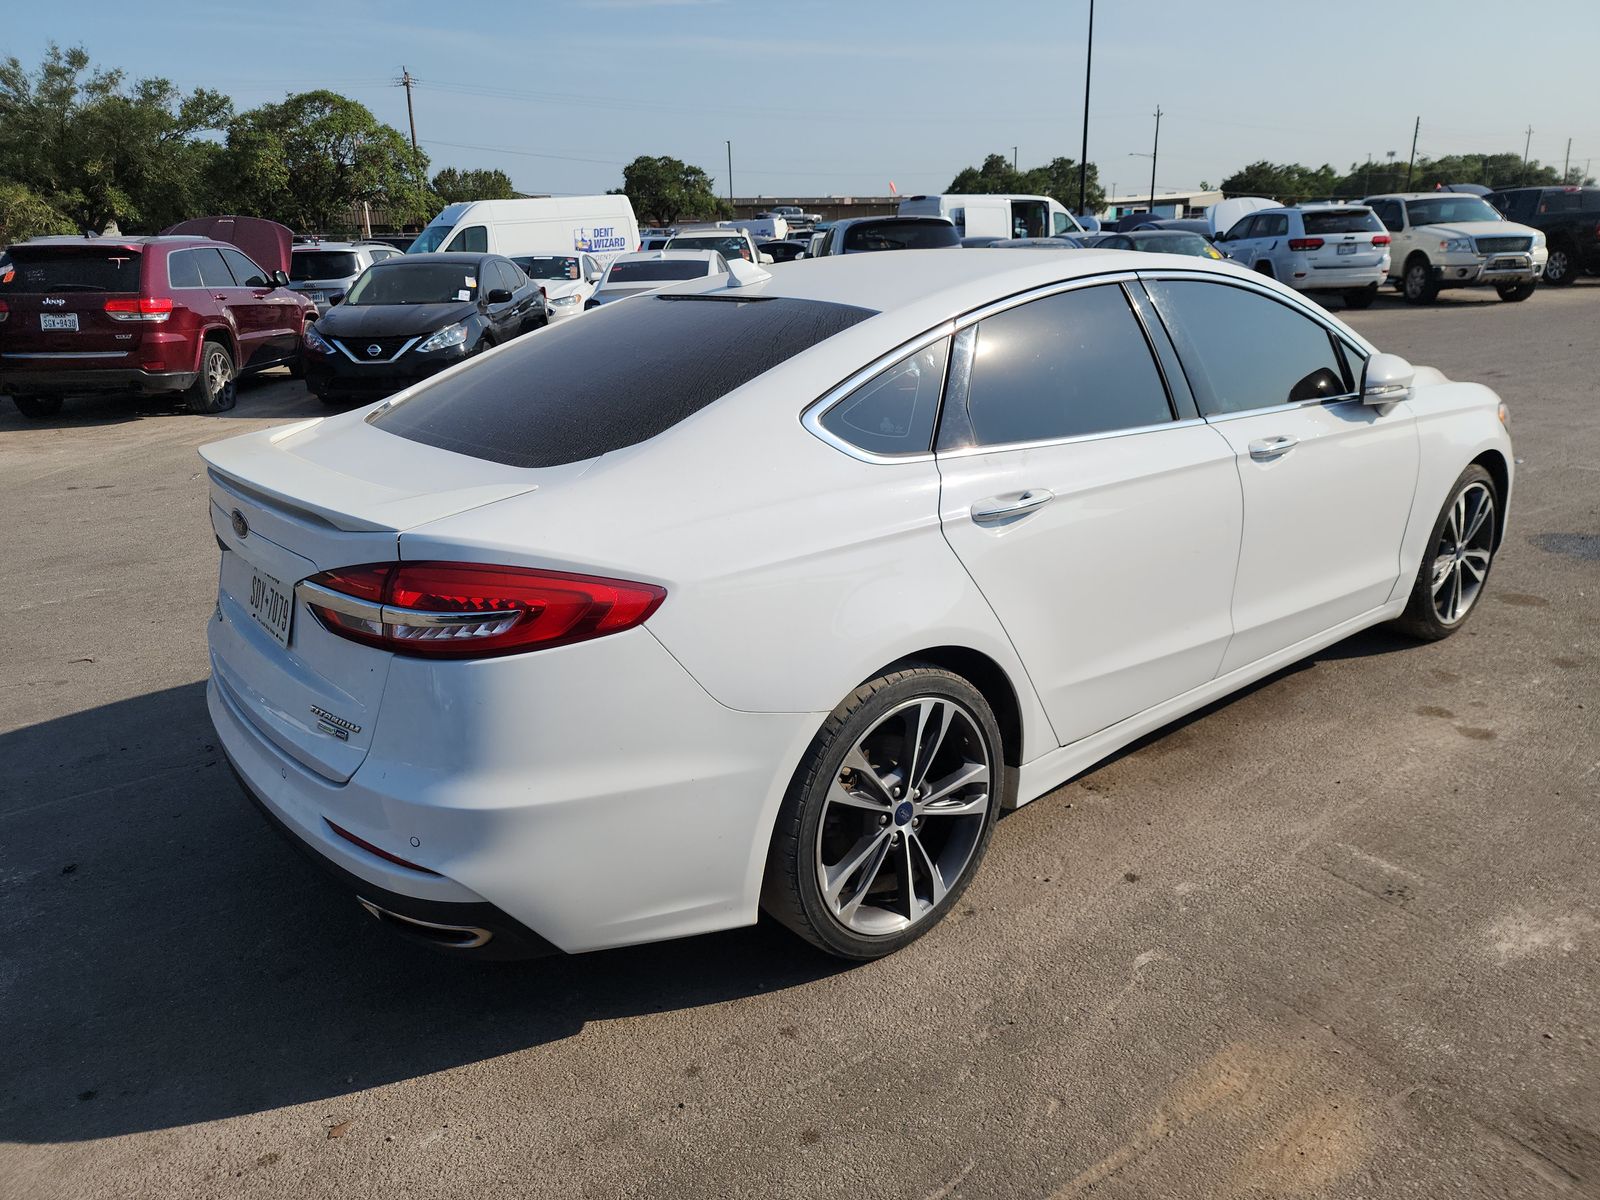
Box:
2, 282, 1597, 1199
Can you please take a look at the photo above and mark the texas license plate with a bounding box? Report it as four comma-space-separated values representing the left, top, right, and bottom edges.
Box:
307, 290, 326, 304
1337, 243, 1357, 255
247, 568, 294, 649
40, 313, 79, 331
1491, 258, 1519, 270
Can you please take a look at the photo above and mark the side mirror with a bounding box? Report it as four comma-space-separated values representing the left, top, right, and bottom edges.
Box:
486, 287, 513, 304
758, 252, 774, 265
586, 270, 602, 283
1362, 351, 1414, 407
271, 269, 289, 286
794, 251, 806, 260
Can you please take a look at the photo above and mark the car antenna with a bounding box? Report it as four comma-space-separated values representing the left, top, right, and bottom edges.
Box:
724, 259, 771, 288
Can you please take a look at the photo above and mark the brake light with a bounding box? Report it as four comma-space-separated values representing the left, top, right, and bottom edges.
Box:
1372, 234, 1391, 246
0, 299, 8, 323
1287, 238, 1324, 251
299, 562, 666, 659
104, 296, 173, 323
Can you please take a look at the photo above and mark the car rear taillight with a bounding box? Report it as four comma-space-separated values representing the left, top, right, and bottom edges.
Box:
0, 299, 8, 323
1372, 234, 1391, 246
104, 297, 173, 323
1287, 238, 1324, 251
298, 562, 666, 659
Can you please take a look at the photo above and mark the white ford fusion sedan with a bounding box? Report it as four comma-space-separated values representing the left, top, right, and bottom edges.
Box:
203, 250, 1512, 961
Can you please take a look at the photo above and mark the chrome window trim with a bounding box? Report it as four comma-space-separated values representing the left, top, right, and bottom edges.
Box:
1201, 394, 1363, 424
953, 270, 1140, 329
800, 320, 955, 465
1135, 267, 1380, 356
937, 416, 1208, 460
331, 335, 422, 364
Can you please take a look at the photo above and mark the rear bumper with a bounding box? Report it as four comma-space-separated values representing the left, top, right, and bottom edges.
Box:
0, 365, 196, 396
207, 619, 822, 955
1296, 264, 1388, 290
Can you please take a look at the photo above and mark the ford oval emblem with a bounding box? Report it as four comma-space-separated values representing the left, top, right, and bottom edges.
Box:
230, 509, 249, 539
367, 343, 383, 357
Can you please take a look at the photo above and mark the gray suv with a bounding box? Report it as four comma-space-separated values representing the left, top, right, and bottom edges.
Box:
288, 241, 403, 314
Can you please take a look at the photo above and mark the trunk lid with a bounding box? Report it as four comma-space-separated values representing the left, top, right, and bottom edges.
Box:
202, 412, 553, 782
0, 244, 148, 359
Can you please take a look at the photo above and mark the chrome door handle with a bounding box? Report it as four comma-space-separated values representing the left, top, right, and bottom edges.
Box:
971, 489, 1055, 524
1248, 435, 1299, 460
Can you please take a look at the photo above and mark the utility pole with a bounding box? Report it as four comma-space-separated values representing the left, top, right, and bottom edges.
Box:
399, 67, 419, 158
1012, 146, 1018, 173
1404, 117, 1419, 190
1148, 105, 1161, 214
1563, 137, 1572, 182
1078, 0, 1094, 215
1521, 125, 1533, 184
725, 140, 733, 204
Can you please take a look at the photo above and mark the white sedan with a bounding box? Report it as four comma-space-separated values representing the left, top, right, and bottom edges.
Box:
202, 250, 1512, 961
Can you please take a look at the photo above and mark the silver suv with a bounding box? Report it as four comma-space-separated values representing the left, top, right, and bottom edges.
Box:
288, 241, 404, 314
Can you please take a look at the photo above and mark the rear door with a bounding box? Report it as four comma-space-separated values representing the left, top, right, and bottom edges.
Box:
1142, 275, 1418, 672
1217, 215, 1259, 264
0, 246, 148, 371
935, 278, 1243, 746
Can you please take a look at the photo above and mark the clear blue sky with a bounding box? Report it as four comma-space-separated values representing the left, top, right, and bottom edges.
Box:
8, 0, 1599, 199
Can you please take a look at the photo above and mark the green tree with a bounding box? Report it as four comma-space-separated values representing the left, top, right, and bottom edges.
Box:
218, 90, 430, 232
0, 44, 231, 231
0, 183, 74, 243
432, 167, 517, 204
946, 153, 1104, 214
1219, 160, 1340, 203
614, 155, 728, 225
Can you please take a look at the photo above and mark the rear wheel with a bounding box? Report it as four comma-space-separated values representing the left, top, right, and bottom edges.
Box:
11, 395, 63, 420
1495, 282, 1536, 302
764, 665, 1002, 960
184, 341, 236, 413
1542, 243, 1576, 286
1403, 258, 1439, 304
1344, 284, 1377, 310
1394, 464, 1498, 641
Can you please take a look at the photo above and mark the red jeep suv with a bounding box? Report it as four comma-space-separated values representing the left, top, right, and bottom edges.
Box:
0, 222, 315, 418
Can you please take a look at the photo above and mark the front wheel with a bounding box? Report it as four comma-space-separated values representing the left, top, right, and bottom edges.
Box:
11, 395, 64, 420
1393, 464, 1498, 642
763, 665, 1003, 960
1542, 245, 1575, 286
1403, 259, 1439, 304
1496, 282, 1536, 302
1344, 284, 1377, 310
184, 341, 236, 413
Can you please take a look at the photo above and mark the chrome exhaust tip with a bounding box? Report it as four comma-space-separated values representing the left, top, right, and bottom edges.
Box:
357, 897, 493, 949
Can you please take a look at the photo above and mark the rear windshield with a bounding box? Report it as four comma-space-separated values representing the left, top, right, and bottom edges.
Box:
0, 249, 142, 294
291, 251, 362, 281
517, 256, 582, 280
369, 295, 875, 467
1301, 210, 1384, 235
842, 220, 958, 252
669, 235, 750, 258
347, 263, 478, 305
606, 260, 714, 282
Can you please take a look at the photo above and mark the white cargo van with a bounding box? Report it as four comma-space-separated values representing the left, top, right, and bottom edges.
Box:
896, 194, 1084, 240
408, 196, 641, 264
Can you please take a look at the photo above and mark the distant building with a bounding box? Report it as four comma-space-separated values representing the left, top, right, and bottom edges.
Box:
732, 196, 899, 221
1099, 189, 1224, 221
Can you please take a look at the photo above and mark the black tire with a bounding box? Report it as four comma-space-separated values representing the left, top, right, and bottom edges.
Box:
1542, 243, 1576, 286
183, 341, 236, 413
1495, 282, 1536, 302
287, 350, 306, 380
11, 395, 63, 419
763, 664, 1004, 960
1393, 464, 1498, 642
1344, 284, 1377, 310
1403, 258, 1439, 305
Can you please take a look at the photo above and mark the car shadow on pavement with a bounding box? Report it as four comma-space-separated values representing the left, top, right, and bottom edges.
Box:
0, 371, 322, 431
0, 680, 849, 1144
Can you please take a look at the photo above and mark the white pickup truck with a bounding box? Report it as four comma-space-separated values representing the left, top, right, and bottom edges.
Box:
1362, 192, 1547, 303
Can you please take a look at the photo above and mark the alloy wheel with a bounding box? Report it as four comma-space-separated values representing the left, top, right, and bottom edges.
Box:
1431, 481, 1495, 624
1546, 248, 1571, 285
816, 697, 992, 937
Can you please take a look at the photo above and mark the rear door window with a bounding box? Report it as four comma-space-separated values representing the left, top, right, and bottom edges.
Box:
1255, 214, 1289, 237
960, 284, 1174, 447
1145, 280, 1349, 415
193, 248, 235, 290
0, 250, 143, 294
369, 295, 876, 467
